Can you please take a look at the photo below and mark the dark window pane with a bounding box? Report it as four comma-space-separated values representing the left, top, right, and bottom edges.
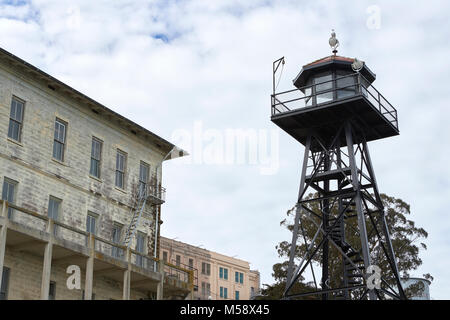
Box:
49, 281, 56, 300
53, 141, 63, 161
337, 75, 356, 99
1, 267, 10, 300
7, 120, 20, 141
115, 171, 123, 188
90, 159, 99, 177
2, 180, 15, 219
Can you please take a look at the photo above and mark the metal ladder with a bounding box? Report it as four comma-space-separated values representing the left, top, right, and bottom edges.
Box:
123, 185, 147, 248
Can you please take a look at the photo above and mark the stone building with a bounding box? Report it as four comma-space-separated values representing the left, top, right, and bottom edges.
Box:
0, 47, 192, 300
160, 236, 261, 300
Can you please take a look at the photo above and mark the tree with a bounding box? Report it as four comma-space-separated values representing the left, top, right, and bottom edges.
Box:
260, 193, 431, 300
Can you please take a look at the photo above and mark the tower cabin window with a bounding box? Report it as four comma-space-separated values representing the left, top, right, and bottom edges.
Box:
336, 72, 357, 99
314, 74, 333, 104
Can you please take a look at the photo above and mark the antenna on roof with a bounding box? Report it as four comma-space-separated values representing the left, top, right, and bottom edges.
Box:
329, 29, 339, 55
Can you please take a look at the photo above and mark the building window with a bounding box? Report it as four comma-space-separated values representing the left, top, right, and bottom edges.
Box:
175, 255, 181, 267
136, 232, 145, 267
2, 178, 17, 219
240, 273, 243, 284
7, 97, 24, 142
53, 118, 67, 161
111, 224, 122, 258
0, 267, 10, 300
250, 287, 255, 298
220, 267, 228, 280
201, 262, 211, 276
49, 281, 56, 300
235, 291, 239, 300
220, 287, 228, 299
48, 196, 61, 236
188, 258, 194, 269
201, 282, 210, 299
90, 138, 102, 178
139, 161, 149, 196
86, 213, 97, 235
163, 251, 168, 262
115, 150, 126, 189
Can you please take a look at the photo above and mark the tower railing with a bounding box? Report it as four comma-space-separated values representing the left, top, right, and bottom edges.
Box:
271, 73, 398, 130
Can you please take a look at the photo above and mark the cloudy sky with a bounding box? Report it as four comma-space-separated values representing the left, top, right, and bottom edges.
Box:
1, 0, 449, 299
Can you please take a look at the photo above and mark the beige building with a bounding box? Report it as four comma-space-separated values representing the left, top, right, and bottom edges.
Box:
0, 47, 193, 299
160, 236, 260, 300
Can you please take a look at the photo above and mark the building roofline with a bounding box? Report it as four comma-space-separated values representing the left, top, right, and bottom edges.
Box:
0, 46, 188, 159
160, 236, 253, 267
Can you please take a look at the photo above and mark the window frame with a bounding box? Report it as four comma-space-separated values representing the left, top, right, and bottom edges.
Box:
111, 223, 123, 258
136, 232, 146, 267
48, 196, 62, 221
201, 262, 211, 276
7, 96, 25, 142
53, 118, 67, 162
86, 212, 98, 235
313, 72, 334, 105
115, 149, 127, 189
90, 137, 103, 179
2, 177, 17, 219
0, 266, 10, 300
48, 196, 62, 236
139, 161, 150, 196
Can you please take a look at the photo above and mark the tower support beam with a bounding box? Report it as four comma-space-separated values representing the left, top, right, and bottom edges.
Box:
283, 121, 405, 300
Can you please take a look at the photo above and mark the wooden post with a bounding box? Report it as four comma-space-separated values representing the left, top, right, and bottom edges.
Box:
40, 219, 54, 300
157, 260, 165, 300
84, 234, 95, 300
0, 201, 8, 294
123, 248, 131, 300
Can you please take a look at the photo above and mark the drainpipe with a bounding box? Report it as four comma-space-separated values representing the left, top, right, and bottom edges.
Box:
153, 146, 176, 267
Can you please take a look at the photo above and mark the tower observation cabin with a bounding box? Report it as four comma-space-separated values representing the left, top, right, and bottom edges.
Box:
271, 51, 398, 151
275, 31, 406, 300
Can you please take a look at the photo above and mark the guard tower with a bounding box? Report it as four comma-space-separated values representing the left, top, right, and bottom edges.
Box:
272, 31, 406, 300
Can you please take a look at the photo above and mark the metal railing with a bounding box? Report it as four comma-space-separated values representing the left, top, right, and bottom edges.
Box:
271, 73, 398, 130
0, 200, 191, 284
139, 175, 166, 204
168, 259, 198, 289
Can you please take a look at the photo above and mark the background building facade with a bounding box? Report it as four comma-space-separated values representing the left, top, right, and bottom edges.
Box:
0, 47, 191, 300
160, 236, 260, 300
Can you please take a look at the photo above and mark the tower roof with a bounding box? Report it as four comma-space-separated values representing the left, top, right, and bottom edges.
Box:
293, 55, 376, 88
304, 55, 355, 67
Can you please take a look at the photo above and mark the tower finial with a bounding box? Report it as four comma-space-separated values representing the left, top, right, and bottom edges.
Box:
329, 29, 339, 55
